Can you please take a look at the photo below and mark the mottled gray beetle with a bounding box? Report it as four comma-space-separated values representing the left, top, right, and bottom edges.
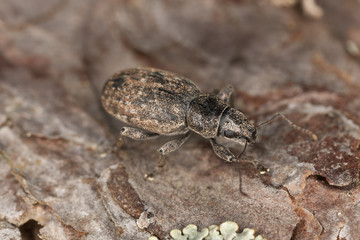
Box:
101, 67, 317, 162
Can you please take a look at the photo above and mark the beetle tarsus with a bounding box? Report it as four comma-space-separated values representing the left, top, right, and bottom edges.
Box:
157, 155, 166, 168
115, 135, 125, 149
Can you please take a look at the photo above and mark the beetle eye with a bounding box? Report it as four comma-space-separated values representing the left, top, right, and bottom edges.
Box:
224, 130, 235, 138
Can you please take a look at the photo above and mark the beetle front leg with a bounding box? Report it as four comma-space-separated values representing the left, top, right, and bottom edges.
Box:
158, 132, 191, 155
210, 138, 236, 162
217, 84, 234, 105
121, 127, 159, 140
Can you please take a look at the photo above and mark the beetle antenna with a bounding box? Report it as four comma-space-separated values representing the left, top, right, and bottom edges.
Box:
237, 141, 248, 159
256, 112, 318, 141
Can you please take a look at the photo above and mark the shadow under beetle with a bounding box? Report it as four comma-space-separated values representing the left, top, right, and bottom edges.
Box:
101, 67, 317, 162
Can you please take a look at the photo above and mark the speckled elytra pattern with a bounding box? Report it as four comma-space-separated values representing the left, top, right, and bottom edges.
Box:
102, 67, 200, 135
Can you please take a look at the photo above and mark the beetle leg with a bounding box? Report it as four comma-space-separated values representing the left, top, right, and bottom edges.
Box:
210, 138, 236, 162
158, 132, 191, 155
121, 127, 159, 140
217, 84, 234, 105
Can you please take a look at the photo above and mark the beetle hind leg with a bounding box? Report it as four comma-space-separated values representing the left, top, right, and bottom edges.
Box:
121, 127, 159, 140
158, 132, 191, 155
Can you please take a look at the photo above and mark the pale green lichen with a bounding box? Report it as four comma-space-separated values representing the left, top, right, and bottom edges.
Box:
170, 229, 188, 240
182, 224, 209, 240
233, 228, 255, 240
220, 221, 238, 240
206, 225, 222, 240
148, 237, 160, 240
148, 221, 267, 240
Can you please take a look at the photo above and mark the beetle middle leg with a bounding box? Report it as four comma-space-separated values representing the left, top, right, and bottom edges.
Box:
121, 127, 159, 140
158, 131, 191, 155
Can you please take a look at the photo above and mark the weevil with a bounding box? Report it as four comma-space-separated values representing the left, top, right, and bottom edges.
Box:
101, 67, 317, 162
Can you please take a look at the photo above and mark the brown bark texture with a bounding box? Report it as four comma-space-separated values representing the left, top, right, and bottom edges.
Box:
1, 0, 360, 239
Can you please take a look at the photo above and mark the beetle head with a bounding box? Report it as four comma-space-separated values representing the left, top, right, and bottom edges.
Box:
218, 108, 257, 144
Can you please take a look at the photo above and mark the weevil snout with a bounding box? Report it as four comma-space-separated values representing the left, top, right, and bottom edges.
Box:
218, 108, 257, 144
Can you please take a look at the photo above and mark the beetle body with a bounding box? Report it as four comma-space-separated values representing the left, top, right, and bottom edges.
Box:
101, 67, 256, 162
102, 68, 200, 135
